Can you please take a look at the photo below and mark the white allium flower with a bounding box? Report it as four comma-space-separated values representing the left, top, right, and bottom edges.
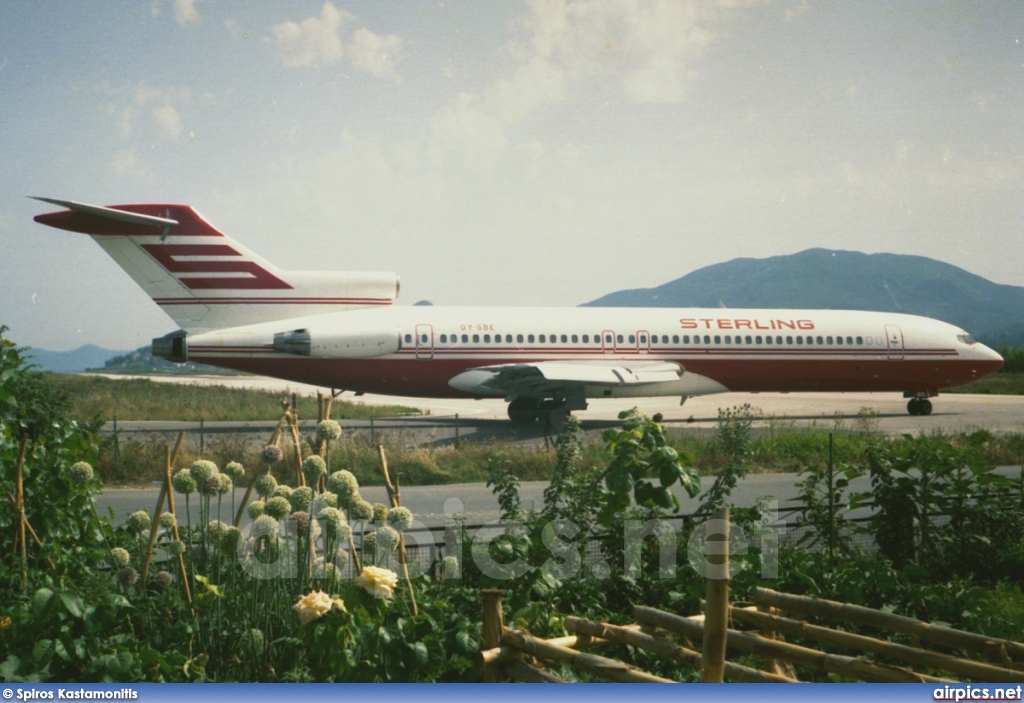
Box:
217, 474, 233, 494
387, 507, 413, 531
189, 460, 218, 484
273, 484, 293, 499
302, 456, 327, 484
442, 555, 460, 580
350, 499, 373, 522
247, 500, 266, 519
326, 470, 359, 497
251, 515, 280, 541
316, 420, 342, 441
289, 486, 313, 513
110, 547, 131, 569
158, 512, 177, 529
265, 496, 291, 520
126, 510, 151, 533
375, 525, 399, 552
254, 473, 278, 499
224, 461, 245, 483
69, 461, 94, 485
172, 470, 196, 495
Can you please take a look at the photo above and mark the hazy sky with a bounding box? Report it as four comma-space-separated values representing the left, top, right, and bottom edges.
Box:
1, 1, 1022, 351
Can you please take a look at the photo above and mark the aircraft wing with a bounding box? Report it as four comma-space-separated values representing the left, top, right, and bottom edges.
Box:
448, 360, 684, 398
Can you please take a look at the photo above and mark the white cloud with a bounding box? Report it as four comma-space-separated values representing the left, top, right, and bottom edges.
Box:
428, 0, 762, 167
271, 3, 351, 68
348, 27, 403, 79
173, 0, 201, 23
269, 3, 403, 77
151, 104, 183, 138
99, 82, 190, 142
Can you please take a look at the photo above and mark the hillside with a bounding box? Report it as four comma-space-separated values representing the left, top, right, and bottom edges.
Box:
23, 344, 129, 373
583, 249, 1024, 346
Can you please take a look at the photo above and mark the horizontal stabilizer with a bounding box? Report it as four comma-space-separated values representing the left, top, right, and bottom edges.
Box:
30, 197, 179, 228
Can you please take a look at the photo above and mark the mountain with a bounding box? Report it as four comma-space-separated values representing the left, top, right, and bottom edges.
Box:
24, 345, 129, 373
97, 345, 240, 375
583, 249, 1024, 347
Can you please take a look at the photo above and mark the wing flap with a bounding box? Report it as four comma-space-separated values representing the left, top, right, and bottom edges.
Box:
449, 360, 684, 396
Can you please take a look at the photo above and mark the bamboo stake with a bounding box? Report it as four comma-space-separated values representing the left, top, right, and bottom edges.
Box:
754, 588, 1024, 665
726, 605, 1024, 683
634, 606, 952, 683
163, 446, 192, 608
14, 437, 28, 591
503, 659, 566, 683
288, 411, 304, 488
501, 628, 674, 683
480, 635, 602, 666
234, 421, 285, 527
377, 444, 417, 616
481, 588, 506, 683
702, 506, 729, 682
141, 432, 186, 586
564, 617, 797, 683
5, 491, 42, 549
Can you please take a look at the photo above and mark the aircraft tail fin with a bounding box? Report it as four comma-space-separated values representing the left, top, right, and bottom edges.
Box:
32, 198, 399, 332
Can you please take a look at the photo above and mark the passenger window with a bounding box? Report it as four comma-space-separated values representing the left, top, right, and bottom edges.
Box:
404, 334, 412, 343
745, 335, 753, 344
836, 336, 843, 345
483, 334, 491, 343
561, 334, 568, 343
617, 334, 624, 343
461, 334, 469, 343
582, 335, 589, 343
673, 335, 680, 344
439, 334, 446, 343
704, 335, 711, 344
766, 336, 773, 345
796, 336, 803, 345
472, 334, 479, 343
528, 334, 535, 343
516, 334, 524, 343
856, 336, 863, 345
826, 336, 833, 344
713, 335, 721, 344
571, 334, 578, 343
755, 335, 762, 344
776, 336, 783, 344
786, 336, 793, 345
816, 336, 823, 345
846, 336, 853, 345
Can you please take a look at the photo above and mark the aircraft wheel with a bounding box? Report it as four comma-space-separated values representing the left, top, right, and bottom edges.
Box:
920, 399, 933, 416
907, 399, 920, 416
508, 398, 540, 424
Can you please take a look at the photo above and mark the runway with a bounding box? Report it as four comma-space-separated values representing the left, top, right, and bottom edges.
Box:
100, 373, 1024, 438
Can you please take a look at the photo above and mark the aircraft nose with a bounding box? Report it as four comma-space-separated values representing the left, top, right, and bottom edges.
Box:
975, 343, 1004, 377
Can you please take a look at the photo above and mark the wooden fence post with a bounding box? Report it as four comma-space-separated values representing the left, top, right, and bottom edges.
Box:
481, 589, 506, 682
701, 506, 729, 682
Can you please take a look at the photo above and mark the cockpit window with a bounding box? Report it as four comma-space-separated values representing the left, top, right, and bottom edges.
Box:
957, 333, 976, 345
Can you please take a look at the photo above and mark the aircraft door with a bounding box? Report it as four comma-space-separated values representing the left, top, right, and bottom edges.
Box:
637, 330, 651, 354
885, 325, 904, 361
602, 329, 614, 354
415, 324, 434, 360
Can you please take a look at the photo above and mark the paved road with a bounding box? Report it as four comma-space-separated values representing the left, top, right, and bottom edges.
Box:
94, 466, 1022, 534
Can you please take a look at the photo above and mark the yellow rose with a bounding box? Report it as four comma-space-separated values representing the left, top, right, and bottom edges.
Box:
292, 590, 333, 623
355, 565, 399, 599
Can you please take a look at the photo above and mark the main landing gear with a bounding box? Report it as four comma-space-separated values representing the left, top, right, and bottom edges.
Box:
907, 398, 933, 416
507, 398, 573, 428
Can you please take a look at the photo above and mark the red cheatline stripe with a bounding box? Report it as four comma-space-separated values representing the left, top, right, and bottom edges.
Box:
155, 298, 392, 305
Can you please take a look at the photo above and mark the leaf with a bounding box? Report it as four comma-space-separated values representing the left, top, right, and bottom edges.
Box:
411, 641, 429, 668
455, 629, 478, 654
59, 592, 84, 619
605, 468, 634, 494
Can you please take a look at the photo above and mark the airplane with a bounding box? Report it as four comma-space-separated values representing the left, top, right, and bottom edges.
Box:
32, 198, 1004, 423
